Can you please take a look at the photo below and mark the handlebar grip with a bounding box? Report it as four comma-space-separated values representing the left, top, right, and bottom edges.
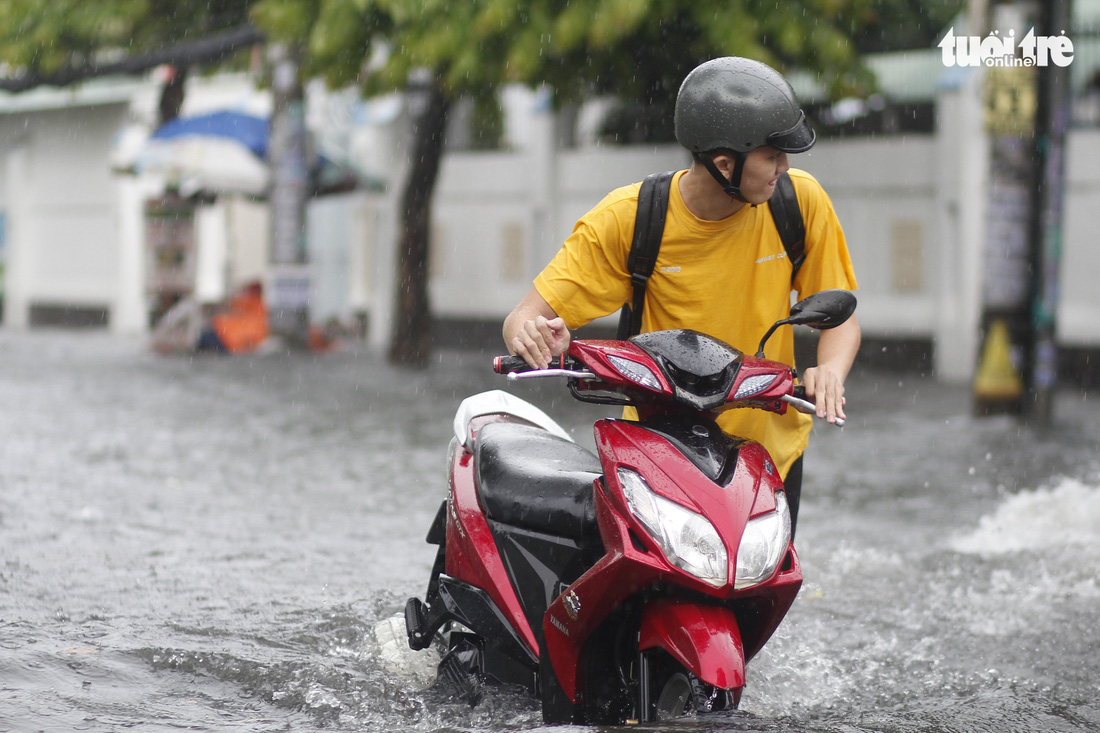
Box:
493, 355, 530, 374
782, 391, 846, 428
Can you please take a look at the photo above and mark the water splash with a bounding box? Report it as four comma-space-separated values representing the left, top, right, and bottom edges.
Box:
370, 614, 440, 690
951, 477, 1100, 556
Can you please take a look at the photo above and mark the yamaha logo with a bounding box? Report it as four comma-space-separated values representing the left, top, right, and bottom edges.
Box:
550, 615, 570, 636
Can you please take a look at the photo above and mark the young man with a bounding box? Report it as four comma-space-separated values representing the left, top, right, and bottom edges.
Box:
503, 57, 860, 533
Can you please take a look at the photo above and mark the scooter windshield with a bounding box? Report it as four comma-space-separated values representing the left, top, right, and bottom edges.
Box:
631, 330, 743, 411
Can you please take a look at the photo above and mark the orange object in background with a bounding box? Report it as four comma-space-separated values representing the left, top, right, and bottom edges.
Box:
308, 324, 336, 353
211, 282, 268, 353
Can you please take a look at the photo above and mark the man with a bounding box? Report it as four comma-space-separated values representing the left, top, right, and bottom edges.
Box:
503, 57, 860, 533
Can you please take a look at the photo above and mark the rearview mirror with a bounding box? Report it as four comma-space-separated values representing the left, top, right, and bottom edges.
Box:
756, 290, 857, 357
786, 289, 858, 330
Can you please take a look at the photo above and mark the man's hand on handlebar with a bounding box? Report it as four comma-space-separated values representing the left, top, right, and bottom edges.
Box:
509, 316, 571, 370
800, 364, 847, 425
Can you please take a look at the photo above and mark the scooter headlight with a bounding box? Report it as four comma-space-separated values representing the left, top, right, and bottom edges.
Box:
618, 468, 727, 588
734, 491, 791, 590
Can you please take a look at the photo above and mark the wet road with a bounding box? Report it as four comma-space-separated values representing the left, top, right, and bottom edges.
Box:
1, 329, 1098, 732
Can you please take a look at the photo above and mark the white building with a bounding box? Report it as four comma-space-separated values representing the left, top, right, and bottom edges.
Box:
2, 44, 1100, 384
0, 72, 383, 336
419, 62, 1100, 383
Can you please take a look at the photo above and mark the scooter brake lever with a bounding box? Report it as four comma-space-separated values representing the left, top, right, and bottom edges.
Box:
781, 394, 846, 428
507, 369, 596, 381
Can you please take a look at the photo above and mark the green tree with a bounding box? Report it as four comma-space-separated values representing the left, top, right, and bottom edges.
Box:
0, 0, 941, 365
0, 0, 258, 122
0, 0, 253, 73
254, 0, 898, 366
847, 0, 962, 53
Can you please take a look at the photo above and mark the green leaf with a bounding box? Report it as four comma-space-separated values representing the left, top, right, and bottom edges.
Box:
251, 0, 317, 42
474, 0, 516, 38
588, 0, 649, 47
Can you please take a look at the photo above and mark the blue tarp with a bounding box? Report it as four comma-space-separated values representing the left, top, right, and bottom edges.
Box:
147, 109, 384, 195
151, 111, 270, 159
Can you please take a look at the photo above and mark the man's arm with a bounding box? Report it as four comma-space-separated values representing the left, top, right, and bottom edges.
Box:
503, 287, 572, 369
800, 314, 861, 424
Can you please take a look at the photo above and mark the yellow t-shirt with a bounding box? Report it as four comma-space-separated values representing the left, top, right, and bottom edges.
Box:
534, 168, 857, 477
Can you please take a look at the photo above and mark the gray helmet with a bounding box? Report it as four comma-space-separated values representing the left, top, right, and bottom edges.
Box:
675, 57, 815, 155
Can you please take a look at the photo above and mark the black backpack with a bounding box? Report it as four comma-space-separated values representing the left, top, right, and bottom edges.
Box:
616, 170, 806, 339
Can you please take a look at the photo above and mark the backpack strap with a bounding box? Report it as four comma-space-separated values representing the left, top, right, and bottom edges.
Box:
616, 169, 805, 341
617, 170, 675, 340
768, 171, 806, 284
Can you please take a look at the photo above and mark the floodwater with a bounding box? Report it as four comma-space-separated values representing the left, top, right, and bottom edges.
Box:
2, 329, 1098, 733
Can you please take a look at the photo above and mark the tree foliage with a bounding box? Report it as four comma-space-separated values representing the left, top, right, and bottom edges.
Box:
0, 0, 255, 77
249, 0, 903, 365
0, 0, 960, 102
0, 0, 949, 365
847, 0, 963, 54
253, 0, 903, 113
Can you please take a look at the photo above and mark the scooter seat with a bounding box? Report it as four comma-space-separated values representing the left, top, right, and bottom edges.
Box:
475, 421, 602, 540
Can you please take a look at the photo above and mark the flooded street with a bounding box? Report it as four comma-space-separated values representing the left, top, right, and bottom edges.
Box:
2, 329, 1098, 732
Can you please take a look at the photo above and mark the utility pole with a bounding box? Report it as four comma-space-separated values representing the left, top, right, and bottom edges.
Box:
973, 0, 1029, 417
267, 42, 311, 347
972, 0, 1074, 421
1026, 0, 1073, 423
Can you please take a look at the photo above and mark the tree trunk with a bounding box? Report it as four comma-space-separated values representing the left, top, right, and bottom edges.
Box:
268, 43, 311, 348
388, 81, 450, 367
157, 66, 187, 127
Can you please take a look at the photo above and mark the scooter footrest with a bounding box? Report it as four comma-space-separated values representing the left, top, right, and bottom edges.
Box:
404, 597, 431, 650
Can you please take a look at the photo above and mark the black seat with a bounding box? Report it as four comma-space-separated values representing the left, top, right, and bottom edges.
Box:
474, 421, 602, 540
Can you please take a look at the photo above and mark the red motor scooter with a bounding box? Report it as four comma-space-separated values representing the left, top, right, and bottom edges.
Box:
404, 290, 856, 724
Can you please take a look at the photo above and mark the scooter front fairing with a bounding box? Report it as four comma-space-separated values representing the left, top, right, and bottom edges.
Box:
542, 415, 801, 704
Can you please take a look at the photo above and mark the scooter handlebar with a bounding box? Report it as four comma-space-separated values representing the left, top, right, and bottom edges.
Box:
493, 355, 531, 374
494, 354, 596, 382
494, 356, 845, 426
786, 386, 845, 427
494, 354, 578, 374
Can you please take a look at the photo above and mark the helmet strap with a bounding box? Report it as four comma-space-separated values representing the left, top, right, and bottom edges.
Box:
696, 151, 748, 203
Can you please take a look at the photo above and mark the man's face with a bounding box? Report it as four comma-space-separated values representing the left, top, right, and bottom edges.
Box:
738, 146, 790, 205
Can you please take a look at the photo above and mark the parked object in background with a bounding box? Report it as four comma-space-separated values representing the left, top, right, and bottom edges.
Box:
151, 280, 268, 355
150, 296, 203, 354
208, 281, 268, 353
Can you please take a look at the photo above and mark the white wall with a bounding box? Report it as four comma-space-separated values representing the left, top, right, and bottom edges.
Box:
1061, 129, 1100, 346
429, 121, 694, 326
796, 136, 941, 336
0, 104, 128, 326
424, 108, 955, 367
3, 76, 1099, 385
418, 84, 1100, 382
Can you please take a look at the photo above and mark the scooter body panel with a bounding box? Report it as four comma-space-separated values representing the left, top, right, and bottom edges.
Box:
445, 417, 541, 658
